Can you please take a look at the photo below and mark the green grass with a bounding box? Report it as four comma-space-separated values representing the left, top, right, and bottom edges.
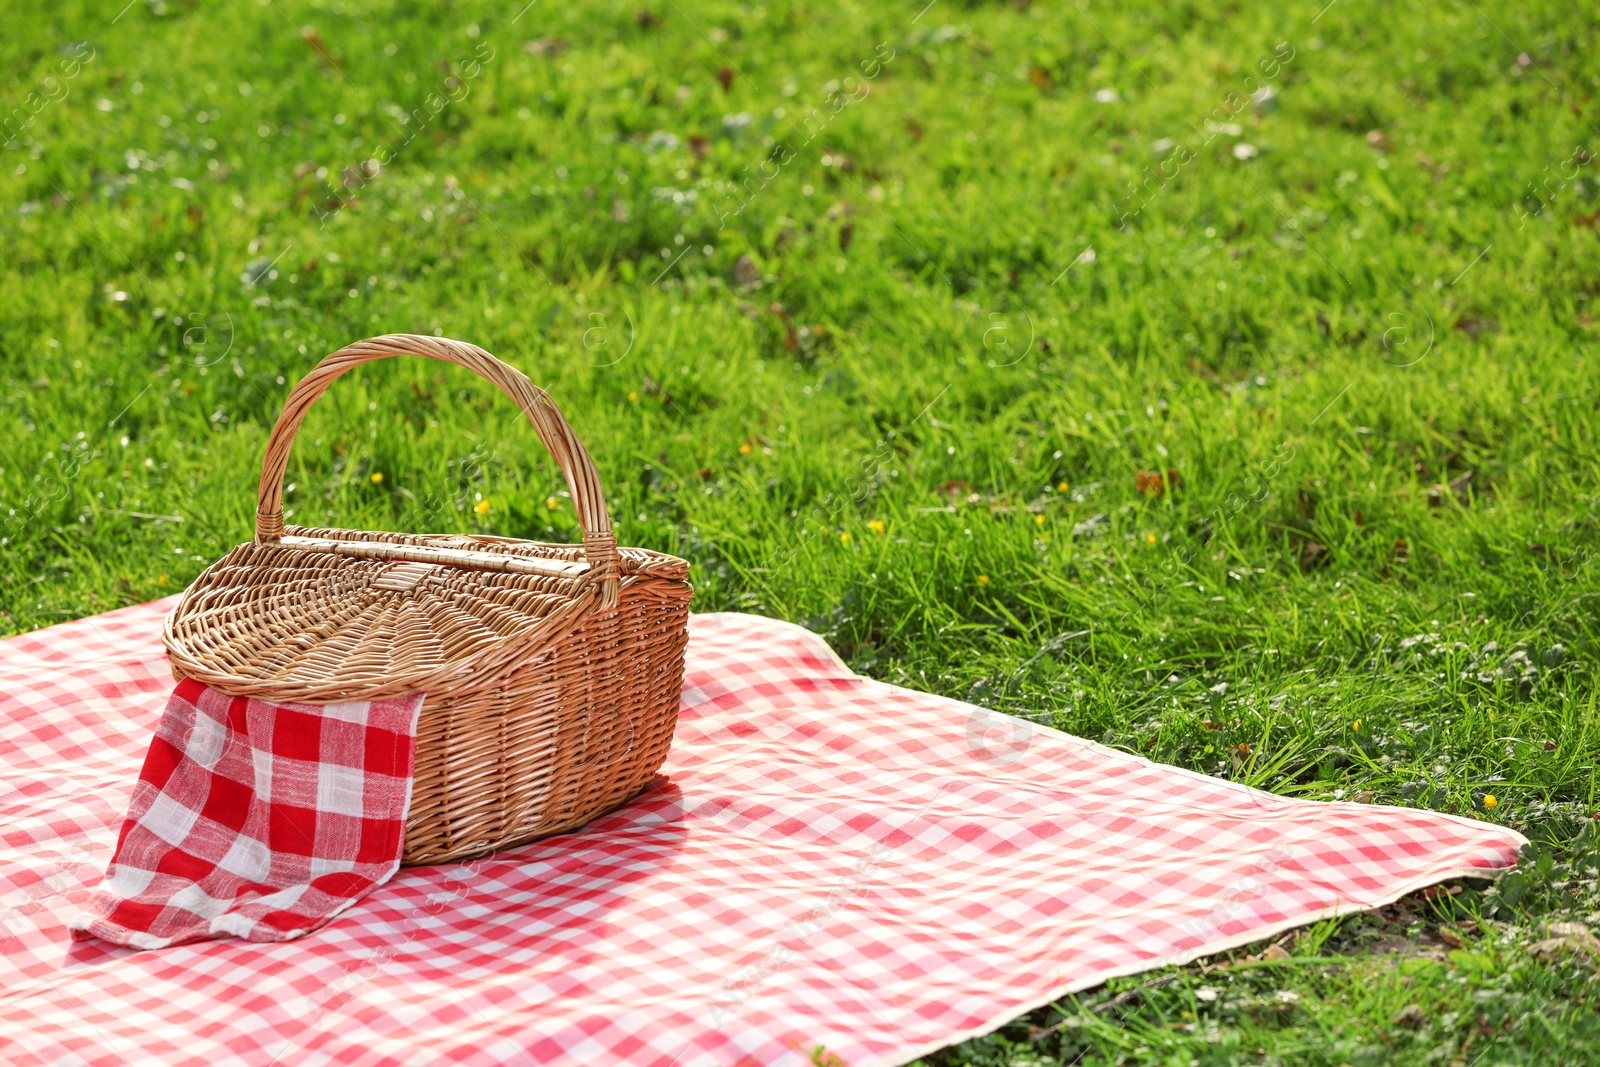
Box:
4, 0, 1600, 1062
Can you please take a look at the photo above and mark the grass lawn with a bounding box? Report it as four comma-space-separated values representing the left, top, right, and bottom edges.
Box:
5, 0, 1600, 1062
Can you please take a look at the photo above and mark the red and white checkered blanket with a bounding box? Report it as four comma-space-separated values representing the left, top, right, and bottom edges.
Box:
68, 678, 424, 949
2, 599, 1525, 1067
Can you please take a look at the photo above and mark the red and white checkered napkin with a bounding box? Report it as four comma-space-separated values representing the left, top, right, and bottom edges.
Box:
68, 678, 424, 949
1, 600, 1525, 1067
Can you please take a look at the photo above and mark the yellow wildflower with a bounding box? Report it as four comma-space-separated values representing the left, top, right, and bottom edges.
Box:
977, 574, 990, 586
839, 531, 852, 545
370, 472, 384, 484
1351, 719, 1361, 732
628, 391, 639, 402
546, 496, 560, 510
1035, 513, 1046, 525
1057, 481, 1069, 492
867, 519, 886, 535
474, 499, 491, 515
1145, 532, 1158, 545
1482, 794, 1498, 809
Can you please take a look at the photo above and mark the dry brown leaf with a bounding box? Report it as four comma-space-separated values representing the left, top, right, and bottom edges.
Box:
1530, 922, 1600, 961
1394, 1003, 1425, 1027
1428, 469, 1474, 507
300, 26, 341, 71
1135, 469, 1180, 497
1453, 314, 1500, 340
1298, 540, 1328, 573
523, 38, 571, 58
732, 254, 761, 288
1530, 937, 1583, 962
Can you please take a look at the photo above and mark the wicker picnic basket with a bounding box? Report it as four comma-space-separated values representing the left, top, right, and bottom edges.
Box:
162, 334, 692, 866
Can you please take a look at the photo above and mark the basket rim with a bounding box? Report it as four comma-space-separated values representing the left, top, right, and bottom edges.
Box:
270, 523, 690, 579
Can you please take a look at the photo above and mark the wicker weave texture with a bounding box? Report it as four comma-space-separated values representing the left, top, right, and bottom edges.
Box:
163, 335, 692, 865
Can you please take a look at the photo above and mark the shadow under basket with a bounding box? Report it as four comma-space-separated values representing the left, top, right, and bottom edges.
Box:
161, 335, 692, 866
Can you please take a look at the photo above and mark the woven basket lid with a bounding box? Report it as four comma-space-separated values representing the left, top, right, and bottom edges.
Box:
164, 528, 689, 703
163, 335, 689, 704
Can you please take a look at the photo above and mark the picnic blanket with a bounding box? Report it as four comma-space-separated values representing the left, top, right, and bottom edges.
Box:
2, 598, 1525, 1067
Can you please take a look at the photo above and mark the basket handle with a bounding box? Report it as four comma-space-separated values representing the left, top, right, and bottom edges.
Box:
254, 333, 619, 608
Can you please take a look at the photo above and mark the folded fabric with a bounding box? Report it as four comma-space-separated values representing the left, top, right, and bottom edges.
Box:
68, 677, 424, 948
1, 599, 1525, 1067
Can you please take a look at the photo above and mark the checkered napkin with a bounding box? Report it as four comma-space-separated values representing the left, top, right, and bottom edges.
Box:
67, 677, 425, 949
1, 599, 1525, 1067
